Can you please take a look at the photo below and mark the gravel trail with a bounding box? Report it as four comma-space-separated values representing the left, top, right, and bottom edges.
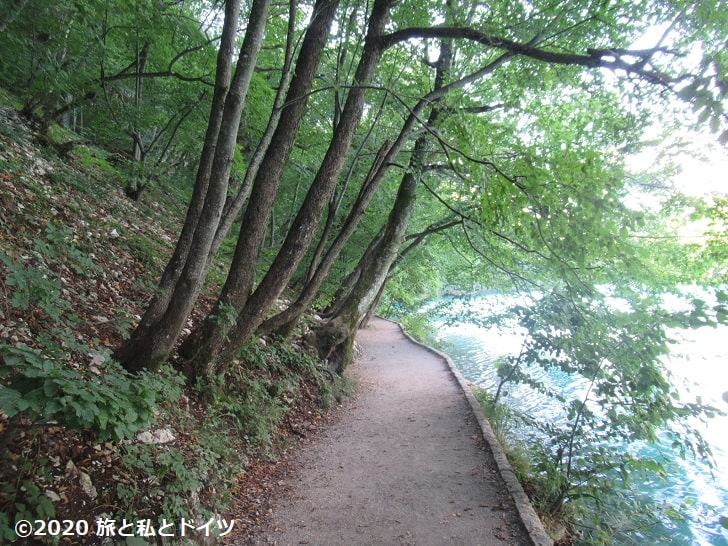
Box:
254, 317, 537, 546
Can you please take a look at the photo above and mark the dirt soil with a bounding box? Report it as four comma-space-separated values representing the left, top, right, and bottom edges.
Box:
250, 317, 534, 546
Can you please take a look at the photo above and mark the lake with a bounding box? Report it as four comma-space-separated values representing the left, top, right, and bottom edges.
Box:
432, 293, 728, 545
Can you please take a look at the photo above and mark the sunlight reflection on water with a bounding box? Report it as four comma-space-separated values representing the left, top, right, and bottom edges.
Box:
434, 297, 728, 545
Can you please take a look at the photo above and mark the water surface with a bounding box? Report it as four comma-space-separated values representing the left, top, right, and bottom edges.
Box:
433, 294, 728, 545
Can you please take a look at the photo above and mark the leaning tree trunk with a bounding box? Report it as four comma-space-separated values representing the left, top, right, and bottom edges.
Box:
182, 0, 395, 380
307, 137, 424, 373
206, 0, 299, 268
323, 227, 383, 318
114, 0, 270, 372
120, 0, 240, 340
256, 139, 393, 338
308, 42, 453, 374
303, 8, 381, 285
177, 0, 342, 378
359, 215, 463, 327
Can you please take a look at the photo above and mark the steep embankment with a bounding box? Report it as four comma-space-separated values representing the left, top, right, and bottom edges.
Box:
0, 103, 344, 544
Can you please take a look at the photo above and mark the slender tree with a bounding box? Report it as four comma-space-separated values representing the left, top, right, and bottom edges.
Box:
181, 0, 392, 378
114, 0, 271, 371
309, 40, 455, 370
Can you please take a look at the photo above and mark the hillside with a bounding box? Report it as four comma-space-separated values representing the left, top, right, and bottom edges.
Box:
0, 101, 347, 544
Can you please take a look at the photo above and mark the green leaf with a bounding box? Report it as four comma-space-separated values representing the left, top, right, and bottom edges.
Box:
710, 113, 721, 133
125, 408, 139, 423
0, 387, 23, 417
36, 495, 55, 519
42, 379, 60, 398
15, 398, 32, 412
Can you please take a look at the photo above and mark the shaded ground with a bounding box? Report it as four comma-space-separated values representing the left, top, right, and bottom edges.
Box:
251, 317, 536, 546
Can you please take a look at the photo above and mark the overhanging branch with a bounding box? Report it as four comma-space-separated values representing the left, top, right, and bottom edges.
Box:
382, 27, 686, 87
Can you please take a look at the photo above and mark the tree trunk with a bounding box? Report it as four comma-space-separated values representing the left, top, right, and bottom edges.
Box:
323, 228, 383, 318
257, 138, 393, 337
114, 0, 269, 372
356, 217, 462, 328
303, 6, 372, 284
309, 142, 423, 373
184, 0, 398, 379
207, 0, 298, 269
178, 0, 341, 378
126, 0, 241, 334
309, 42, 453, 373
126, 41, 150, 201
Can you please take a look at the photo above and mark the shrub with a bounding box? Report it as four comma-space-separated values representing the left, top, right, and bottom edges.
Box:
0, 344, 183, 442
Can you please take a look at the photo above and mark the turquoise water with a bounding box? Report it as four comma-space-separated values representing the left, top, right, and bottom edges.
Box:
433, 295, 728, 545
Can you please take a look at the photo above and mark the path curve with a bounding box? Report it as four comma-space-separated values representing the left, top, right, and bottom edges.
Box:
254, 317, 551, 545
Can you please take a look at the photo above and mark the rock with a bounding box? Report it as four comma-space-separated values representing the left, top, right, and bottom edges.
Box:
44, 490, 61, 503
79, 472, 97, 499
65, 460, 77, 476
135, 431, 155, 444
136, 428, 176, 444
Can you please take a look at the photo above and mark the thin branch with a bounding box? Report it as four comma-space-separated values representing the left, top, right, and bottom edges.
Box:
403, 218, 462, 243
100, 39, 218, 86
458, 103, 506, 114
460, 222, 545, 291
420, 179, 476, 222
99, 69, 214, 85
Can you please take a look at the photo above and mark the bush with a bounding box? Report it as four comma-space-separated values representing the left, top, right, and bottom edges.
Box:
117, 436, 240, 525
0, 344, 183, 442
398, 312, 437, 345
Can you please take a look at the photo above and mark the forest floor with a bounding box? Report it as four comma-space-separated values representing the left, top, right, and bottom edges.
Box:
0, 102, 344, 544
248, 317, 541, 546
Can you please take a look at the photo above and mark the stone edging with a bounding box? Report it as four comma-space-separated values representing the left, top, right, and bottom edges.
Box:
385, 318, 553, 546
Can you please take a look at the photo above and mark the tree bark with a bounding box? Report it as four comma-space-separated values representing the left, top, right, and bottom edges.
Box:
308, 42, 454, 373
309, 136, 424, 373
303, 5, 373, 284
358, 217, 462, 328
178, 0, 342, 378
206, 0, 299, 267
114, 0, 270, 372
183, 0, 399, 378
125, 0, 241, 336
257, 138, 393, 337
125, 41, 150, 200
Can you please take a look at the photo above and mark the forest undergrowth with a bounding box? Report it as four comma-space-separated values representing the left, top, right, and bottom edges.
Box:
0, 100, 353, 545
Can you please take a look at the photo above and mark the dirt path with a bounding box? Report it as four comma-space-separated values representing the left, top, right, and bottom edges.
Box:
252, 317, 548, 545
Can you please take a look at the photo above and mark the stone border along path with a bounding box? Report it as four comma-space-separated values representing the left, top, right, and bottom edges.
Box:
253, 316, 552, 546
